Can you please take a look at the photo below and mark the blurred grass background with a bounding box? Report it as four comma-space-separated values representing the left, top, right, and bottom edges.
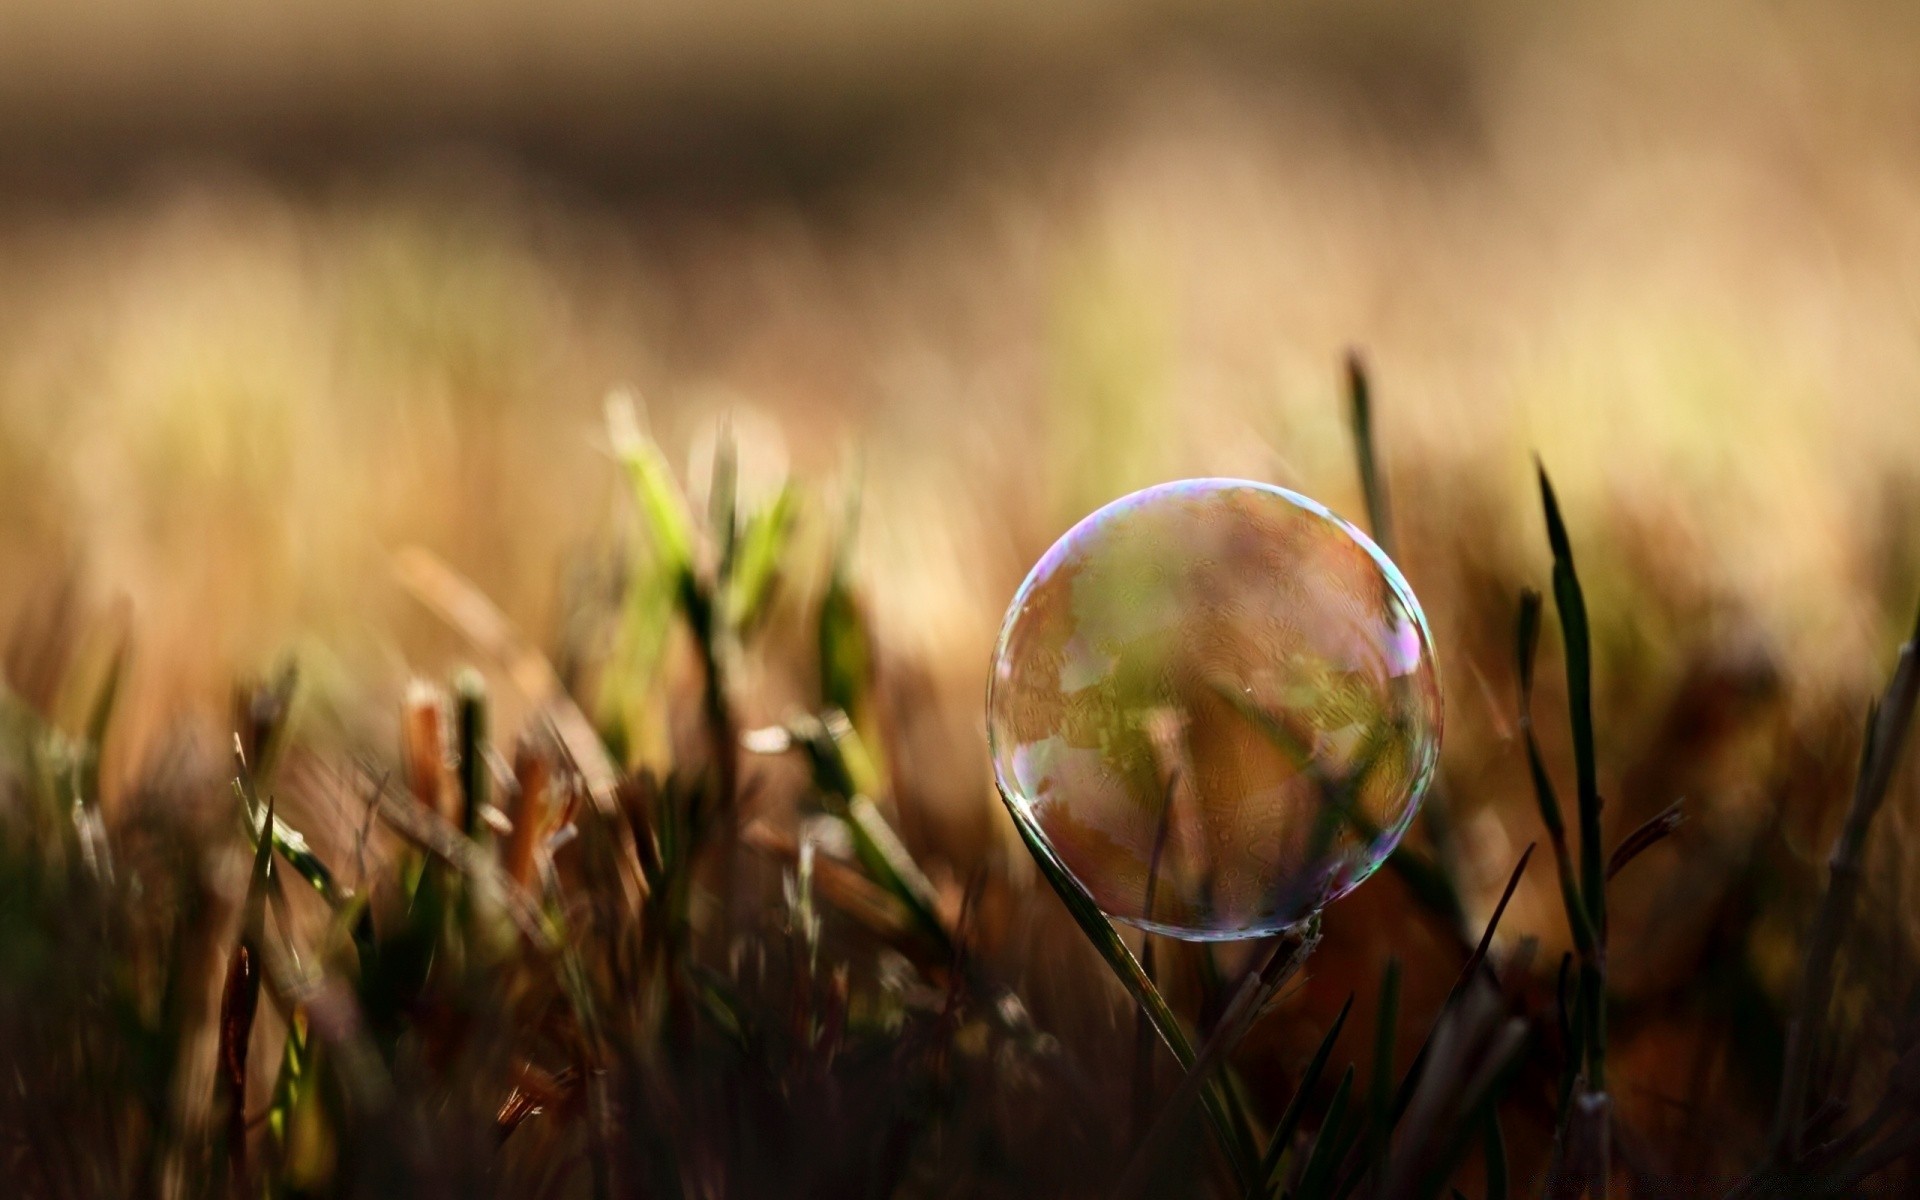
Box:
5, 0, 1920, 1189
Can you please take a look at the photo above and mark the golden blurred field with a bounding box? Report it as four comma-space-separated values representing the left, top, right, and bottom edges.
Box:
5, 0, 1917, 714
6, 2, 1920, 1192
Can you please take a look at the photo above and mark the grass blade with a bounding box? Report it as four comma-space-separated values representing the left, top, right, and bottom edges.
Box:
1772, 597, 1920, 1161
1297, 1065, 1358, 1199
1606, 800, 1683, 882
1517, 590, 1597, 961
1365, 958, 1404, 1178
1536, 464, 1604, 940
1251, 995, 1354, 1199
1113, 925, 1320, 1199
1008, 808, 1261, 1189
219, 787, 275, 1188
1385, 847, 1534, 1138
1345, 349, 1394, 559
455, 668, 489, 839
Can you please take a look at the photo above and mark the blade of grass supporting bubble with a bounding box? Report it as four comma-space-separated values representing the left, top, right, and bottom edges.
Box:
1009, 809, 1260, 1189
1251, 995, 1353, 1200
1133, 778, 1177, 1143
1113, 924, 1320, 1200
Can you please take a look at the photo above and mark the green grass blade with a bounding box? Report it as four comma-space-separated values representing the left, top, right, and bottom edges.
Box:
1535, 465, 1603, 937
454, 668, 488, 839
846, 794, 951, 953
1515, 588, 1597, 960
1536, 465, 1609, 1097
1345, 350, 1394, 559
609, 391, 694, 574
235, 740, 345, 907
727, 483, 797, 634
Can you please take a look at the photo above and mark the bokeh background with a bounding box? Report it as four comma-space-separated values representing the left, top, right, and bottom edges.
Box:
6, 1, 1920, 1186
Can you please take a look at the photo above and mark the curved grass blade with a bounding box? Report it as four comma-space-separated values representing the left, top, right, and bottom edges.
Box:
1009, 806, 1261, 1189
235, 739, 344, 907
1606, 800, 1683, 882
1113, 924, 1320, 1199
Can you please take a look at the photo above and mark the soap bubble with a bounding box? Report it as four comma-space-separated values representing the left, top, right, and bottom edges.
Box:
988, 479, 1441, 940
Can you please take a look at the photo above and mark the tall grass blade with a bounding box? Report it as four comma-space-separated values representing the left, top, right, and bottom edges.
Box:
1365, 958, 1403, 1177
1345, 350, 1394, 560
1297, 1065, 1357, 1200
219, 787, 275, 1188
1535, 465, 1604, 939
455, 668, 489, 839
1772, 596, 1920, 1162
1251, 995, 1354, 1200
1114, 925, 1320, 1198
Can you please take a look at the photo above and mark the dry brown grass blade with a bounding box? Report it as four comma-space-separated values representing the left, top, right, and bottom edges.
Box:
506, 736, 550, 888
216, 942, 260, 1189
400, 681, 448, 820
496, 1062, 576, 1143
1606, 801, 1682, 882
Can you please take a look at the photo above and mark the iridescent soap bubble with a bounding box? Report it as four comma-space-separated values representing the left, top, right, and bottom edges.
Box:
988, 479, 1441, 940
